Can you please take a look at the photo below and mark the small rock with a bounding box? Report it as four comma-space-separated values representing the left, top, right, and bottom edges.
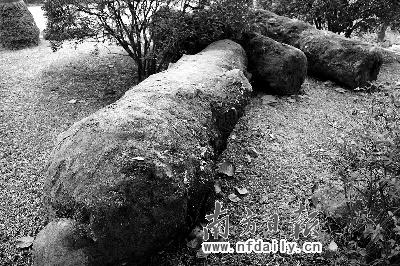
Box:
328, 240, 338, 252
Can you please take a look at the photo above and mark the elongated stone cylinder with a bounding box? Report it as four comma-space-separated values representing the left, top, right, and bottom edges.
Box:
33, 39, 252, 265
251, 9, 383, 89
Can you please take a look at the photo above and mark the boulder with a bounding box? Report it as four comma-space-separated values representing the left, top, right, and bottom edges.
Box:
33, 39, 252, 265
251, 9, 383, 89
0, 0, 40, 49
245, 33, 307, 95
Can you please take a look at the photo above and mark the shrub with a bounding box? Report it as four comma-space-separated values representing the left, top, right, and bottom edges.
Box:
43, 0, 250, 81
0, 0, 40, 49
329, 91, 400, 265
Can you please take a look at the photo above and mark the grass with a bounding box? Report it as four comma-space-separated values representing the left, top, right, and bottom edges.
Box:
0, 27, 137, 265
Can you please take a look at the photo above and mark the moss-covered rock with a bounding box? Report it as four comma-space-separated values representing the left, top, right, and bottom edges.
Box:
251, 9, 383, 90
33, 40, 252, 265
244, 33, 307, 95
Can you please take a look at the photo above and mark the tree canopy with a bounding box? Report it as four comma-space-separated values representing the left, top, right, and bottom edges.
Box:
43, 0, 250, 81
264, 0, 400, 38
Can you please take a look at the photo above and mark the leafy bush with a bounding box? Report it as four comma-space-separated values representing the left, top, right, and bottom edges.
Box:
0, 0, 40, 49
152, 0, 251, 69
43, 0, 250, 81
328, 91, 400, 265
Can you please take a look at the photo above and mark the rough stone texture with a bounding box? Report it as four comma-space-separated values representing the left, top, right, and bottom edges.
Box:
34, 40, 252, 265
33, 219, 92, 266
379, 47, 400, 63
0, 0, 40, 49
251, 9, 383, 89
244, 33, 307, 95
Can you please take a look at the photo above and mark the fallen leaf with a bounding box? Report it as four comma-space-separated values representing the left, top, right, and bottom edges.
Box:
15, 236, 34, 249
218, 162, 235, 177
235, 187, 249, 195
164, 165, 173, 178
67, 99, 77, 104
228, 193, 241, 203
260, 195, 268, 204
214, 182, 222, 194
246, 147, 259, 158
183, 175, 189, 184
334, 88, 346, 93
269, 133, 276, 140
199, 147, 208, 157
263, 95, 278, 106
298, 95, 307, 100
328, 240, 338, 251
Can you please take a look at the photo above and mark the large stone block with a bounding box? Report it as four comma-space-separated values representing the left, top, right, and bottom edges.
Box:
245, 33, 307, 95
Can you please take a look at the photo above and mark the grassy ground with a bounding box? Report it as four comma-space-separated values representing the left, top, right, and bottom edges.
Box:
0, 38, 137, 265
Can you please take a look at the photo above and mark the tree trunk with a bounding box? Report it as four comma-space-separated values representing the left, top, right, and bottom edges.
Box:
0, 0, 40, 49
377, 23, 388, 43
251, 9, 383, 89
